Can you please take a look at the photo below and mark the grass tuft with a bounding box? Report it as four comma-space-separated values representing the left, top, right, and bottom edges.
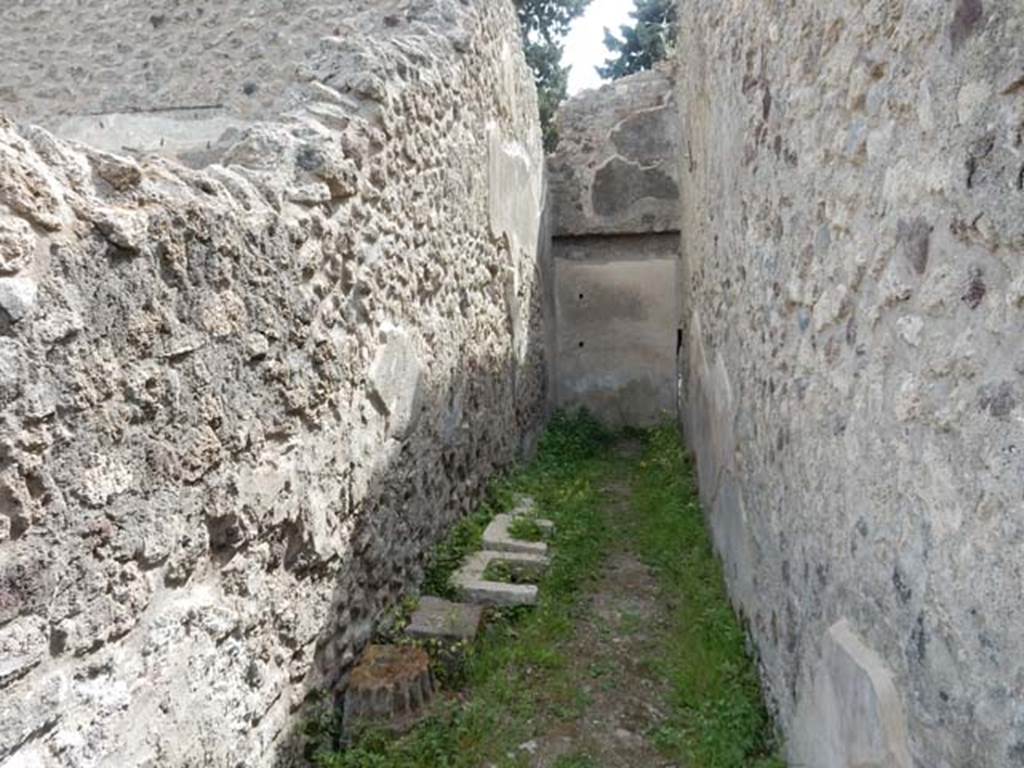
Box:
506, 516, 545, 542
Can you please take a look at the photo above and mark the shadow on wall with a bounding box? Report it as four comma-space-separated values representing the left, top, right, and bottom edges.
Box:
271, 252, 550, 765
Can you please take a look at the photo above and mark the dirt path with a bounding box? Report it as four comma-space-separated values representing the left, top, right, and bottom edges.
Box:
524, 447, 682, 768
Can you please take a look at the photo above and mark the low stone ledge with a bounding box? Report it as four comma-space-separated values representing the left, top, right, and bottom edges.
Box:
405, 597, 483, 644
452, 550, 550, 607
481, 513, 551, 556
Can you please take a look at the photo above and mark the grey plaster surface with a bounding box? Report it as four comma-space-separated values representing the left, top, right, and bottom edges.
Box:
554, 247, 678, 426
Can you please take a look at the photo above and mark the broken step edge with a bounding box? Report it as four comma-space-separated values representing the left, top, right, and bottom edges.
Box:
509, 496, 555, 533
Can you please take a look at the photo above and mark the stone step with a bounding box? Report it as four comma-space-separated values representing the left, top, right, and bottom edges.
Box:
452, 550, 549, 607
511, 495, 538, 516
482, 513, 553, 555
405, 596, 483, 643
510, 497, 555, 532
534, 518, 555, 534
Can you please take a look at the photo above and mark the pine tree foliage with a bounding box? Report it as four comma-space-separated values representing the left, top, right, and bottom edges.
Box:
515, 0, 590, 150
598, 0, 678, 81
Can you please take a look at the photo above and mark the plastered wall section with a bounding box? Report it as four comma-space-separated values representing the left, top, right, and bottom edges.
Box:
0, 1, 546, 766
553, 235, 678, 426
676, 1, 1024, 765
548, 67, 681, 426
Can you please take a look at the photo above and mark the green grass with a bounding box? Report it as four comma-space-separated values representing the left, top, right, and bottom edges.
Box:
506, 516, 546, 542
627, 426, 785, 768
481, 559, 545, 584
310, 411, 614, 768
308, 414, 784, 768
552, 754, 597, 768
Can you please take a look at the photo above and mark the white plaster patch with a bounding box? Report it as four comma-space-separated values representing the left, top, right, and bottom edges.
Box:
957, 80, 991, 125
792, 620, 912, 768
79, 455, 134, 507
896, 315, 924, 347
368, 328, 423, 440
0, 277, 38, 322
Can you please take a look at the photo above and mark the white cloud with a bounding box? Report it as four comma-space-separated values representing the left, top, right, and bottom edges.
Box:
562, 0, 635, 95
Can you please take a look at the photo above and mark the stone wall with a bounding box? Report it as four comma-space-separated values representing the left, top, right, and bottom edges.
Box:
677, 1, 1024, 765
1, 0, 333, 122
0, 1, 546, 765
548, 68, 681, 426
0, 0, 465, 163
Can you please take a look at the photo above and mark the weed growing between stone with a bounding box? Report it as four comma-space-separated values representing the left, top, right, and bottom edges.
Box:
309, 414, 784, 767
308, 411, 612, 767
506, 516, 547, 542
481, 559, 546, 584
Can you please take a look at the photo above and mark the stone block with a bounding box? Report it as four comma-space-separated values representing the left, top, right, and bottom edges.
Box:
0, 615, 48, 687
452, 550, 549, 607
0, 278, 37, 323
510, 495, 537, 516
0, 672, 67, 762
405, 597, 482, 643
482, 513, 550, 556
0, 216, 35, 275
368, 329, 423, 441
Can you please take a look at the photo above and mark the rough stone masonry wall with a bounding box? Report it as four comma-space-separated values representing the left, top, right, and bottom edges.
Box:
1, 0, 340, 122
677, 1, 1024, 766
547, 68, 681, 426
0, 1, 546, 765
0, 1, 461, 162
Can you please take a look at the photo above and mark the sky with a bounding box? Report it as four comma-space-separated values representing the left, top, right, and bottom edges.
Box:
562, 0, 635, 95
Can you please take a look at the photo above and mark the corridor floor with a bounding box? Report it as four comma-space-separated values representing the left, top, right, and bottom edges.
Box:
312, 417, 783, 768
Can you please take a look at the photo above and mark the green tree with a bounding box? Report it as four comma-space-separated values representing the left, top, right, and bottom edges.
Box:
515, 0, 590, 150
598, 0, 678, 80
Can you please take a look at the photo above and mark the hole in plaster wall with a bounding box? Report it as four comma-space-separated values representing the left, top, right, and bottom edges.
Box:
578, 341, 585, 348
578, 293, 584, 300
